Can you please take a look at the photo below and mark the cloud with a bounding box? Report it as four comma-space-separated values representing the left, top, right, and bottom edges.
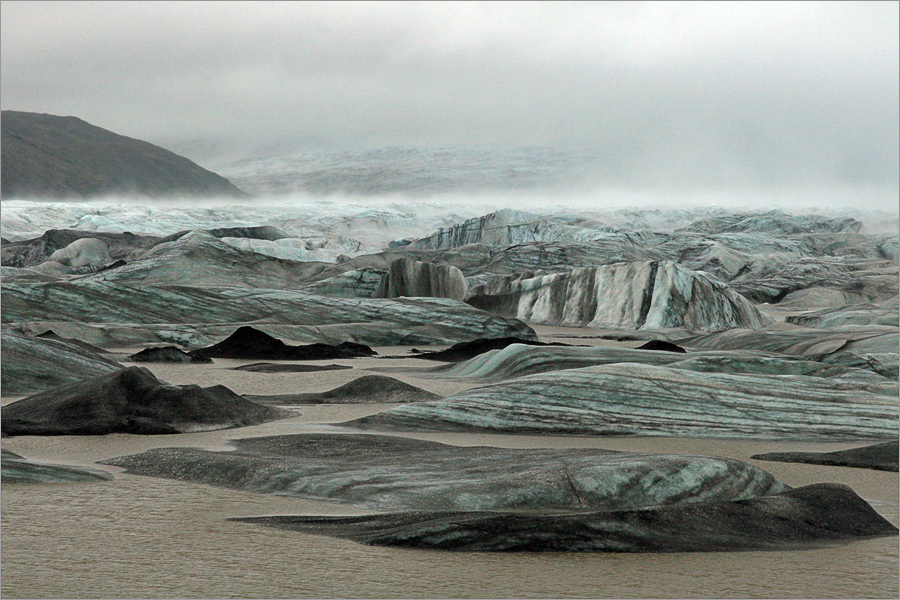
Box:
1, 1, 897, 192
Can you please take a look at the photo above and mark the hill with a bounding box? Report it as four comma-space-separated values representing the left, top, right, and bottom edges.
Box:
1, 111, 246, 199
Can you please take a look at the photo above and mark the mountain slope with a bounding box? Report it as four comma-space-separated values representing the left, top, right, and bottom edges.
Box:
1, 111, 246, 199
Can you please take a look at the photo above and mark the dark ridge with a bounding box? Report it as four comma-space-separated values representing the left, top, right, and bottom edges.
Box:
1, 110, 246, 199
128, 346, 213, 364
246, 375, 442, 405
1, 366, 291, 436
410, 337, 572, 363
636, 340, 687, 353
752, 441, 898, 472
233, 363, 352, 373
230, 483, 897, 552
190, 326, 377, 360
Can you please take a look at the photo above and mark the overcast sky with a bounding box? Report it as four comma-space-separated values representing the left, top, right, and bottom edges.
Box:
2, 1, 898, 196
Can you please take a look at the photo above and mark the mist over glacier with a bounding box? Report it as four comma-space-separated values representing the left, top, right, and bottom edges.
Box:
4, 187, 897, 248
4, 3, 897, 213
4, 143, 896, 246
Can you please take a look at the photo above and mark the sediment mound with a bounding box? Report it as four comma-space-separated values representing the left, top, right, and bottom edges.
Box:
128, 346, 212, 363
102, 433, 787, 512
1, 366, 292, 436
246, 375, 441, 405
233, 363, 351, 373
233, 484, 897, 553
636, 340, 687, 353
190, 326, 376, 360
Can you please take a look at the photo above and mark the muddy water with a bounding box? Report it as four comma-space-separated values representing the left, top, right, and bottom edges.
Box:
3, 350, 898, 599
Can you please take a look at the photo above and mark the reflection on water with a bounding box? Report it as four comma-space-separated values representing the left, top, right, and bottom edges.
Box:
2, 471, 897, 599
2, 354, 898, 598
4, 429, 897, 599
2, 472, 897, 599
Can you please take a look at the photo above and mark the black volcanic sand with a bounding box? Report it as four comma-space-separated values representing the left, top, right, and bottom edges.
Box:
190, 326, 376, 360
233, 363, 352, 373
129, 346, 213, 364
635, 340, 687, 353
1, 366, 292, 436
245, 375, 442, 405
753, 441, 899, 472
232, 483, 898, 553
409, 336, 572, 362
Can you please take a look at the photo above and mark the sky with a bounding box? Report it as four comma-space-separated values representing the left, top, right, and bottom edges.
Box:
1, 1, 898, 200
